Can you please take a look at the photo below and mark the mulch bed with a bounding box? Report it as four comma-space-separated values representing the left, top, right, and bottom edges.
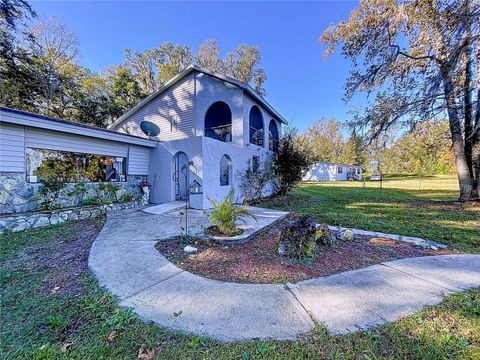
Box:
155, 217, 455, 284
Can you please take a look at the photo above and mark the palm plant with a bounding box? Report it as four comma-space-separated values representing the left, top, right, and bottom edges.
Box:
208, 188, 256, 236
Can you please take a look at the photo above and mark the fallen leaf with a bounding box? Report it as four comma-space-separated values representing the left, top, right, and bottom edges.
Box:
51, 286, 60, 294
137, 346, 155, 360
60, 341, 75, 353
107, 330, 117, 342
174, 310, 183, 317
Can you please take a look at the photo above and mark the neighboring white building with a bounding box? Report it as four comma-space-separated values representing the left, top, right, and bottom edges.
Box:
303, 162, 362, 182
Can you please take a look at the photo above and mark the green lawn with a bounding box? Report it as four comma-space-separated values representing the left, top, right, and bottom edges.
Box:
1, 219, 480, 359
258, 175, 480, 251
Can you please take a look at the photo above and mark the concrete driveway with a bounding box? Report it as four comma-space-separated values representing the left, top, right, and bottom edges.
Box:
89, 208, 480, 342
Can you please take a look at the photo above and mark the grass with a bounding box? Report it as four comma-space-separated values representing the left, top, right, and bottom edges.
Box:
258, 175, 480, 251
1, 220, 480, 359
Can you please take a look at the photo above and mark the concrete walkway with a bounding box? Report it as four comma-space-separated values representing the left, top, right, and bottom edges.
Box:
89, 209, 480, 342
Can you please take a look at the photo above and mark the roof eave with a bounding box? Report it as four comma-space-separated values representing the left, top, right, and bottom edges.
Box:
1, 107, 157, 148
109, 64, 288, 129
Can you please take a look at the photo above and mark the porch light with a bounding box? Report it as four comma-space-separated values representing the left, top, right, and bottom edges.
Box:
190, 180, 202, 194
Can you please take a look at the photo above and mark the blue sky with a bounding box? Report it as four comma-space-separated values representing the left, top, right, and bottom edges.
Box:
31, 1, 359, 131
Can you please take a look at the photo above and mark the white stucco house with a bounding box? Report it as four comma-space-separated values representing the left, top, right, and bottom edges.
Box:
0, 65, 286, 213
303, 161, 362, 182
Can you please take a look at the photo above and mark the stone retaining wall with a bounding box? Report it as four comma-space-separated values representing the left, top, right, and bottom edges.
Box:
0, 172, 144, 214
0, 201, 140, 234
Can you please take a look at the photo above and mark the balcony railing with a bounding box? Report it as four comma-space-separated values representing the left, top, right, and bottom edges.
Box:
205, 125, 232, 142
250, 127, 264, 146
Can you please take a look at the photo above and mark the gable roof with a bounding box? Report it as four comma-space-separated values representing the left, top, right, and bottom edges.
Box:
108, 64, 288, 129
0, 107, 157, 148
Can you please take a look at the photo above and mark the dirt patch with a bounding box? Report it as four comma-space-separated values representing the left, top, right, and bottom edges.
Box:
22, 219, 103, 297
156, 217, 456, 284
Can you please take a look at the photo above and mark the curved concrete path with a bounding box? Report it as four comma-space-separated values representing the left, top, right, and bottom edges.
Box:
89, 209, 480, 342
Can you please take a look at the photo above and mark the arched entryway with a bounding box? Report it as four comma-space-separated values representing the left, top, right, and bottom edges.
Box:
173, 151, 189, 200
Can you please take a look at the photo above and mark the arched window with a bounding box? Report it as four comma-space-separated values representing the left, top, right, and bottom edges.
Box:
269, 120, 279, 152
249, 106, 264, 146
220, 154, 232, 186
205, 101, 232, 142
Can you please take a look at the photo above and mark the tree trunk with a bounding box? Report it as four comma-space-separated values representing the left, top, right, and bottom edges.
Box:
442, 73, 474, 200
463, 34, 474, 178
469, 21, 480, 198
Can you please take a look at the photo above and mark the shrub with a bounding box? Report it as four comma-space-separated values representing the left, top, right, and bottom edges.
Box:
67, 181, 88, 206
38, 178, 65, 210
98, 183, 120, 202
83, 197, 102, 206
119, 193, 135, 203
238, 158, 272, 204
208, 188, 256, 236
273, 128, 312, 195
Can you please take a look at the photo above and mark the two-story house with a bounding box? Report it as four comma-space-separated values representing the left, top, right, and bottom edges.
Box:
109, 65, 286, 209
0, 65, 286, 213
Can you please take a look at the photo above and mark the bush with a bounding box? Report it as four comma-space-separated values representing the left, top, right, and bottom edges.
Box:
67, 181, 88, 206
38, 178, 65, 210
208, 188, 256, 236
238, 158, 272, 204
98, 183, 120, 202
273, 128, 312, 195
83, 197, 102, 206
119, 193, 135, 203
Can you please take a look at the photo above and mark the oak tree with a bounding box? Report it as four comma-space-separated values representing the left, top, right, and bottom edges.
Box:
322, 0, 480, 200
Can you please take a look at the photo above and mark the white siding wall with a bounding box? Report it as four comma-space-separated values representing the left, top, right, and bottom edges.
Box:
303, 162, 337, 181
303, 162, 362, 181
0, 126, 150, 176
115, 74, 195, 141
25, 128, 128, 157
0, 122, 25, 172
128, 146, 150, 175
